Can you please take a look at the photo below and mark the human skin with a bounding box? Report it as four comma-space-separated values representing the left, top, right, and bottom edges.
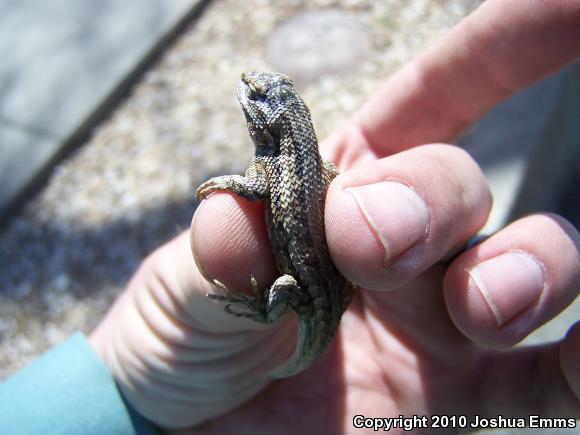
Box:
89, 0, 580, 433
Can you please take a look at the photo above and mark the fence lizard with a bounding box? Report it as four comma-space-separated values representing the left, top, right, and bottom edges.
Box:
196, 72, 355, 377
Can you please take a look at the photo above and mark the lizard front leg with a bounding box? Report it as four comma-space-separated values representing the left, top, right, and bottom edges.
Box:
208, 274, 310, 323
196, 159, 268, 202
322, 157, 339, 184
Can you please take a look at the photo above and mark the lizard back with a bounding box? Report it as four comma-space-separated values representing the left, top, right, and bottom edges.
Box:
197, 72, 355, 377
238, 72, 353, 376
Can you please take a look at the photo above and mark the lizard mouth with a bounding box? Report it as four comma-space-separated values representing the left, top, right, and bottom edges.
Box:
237, 74, 268, 116
236, 78, 250, 106
238, 72, 293, 101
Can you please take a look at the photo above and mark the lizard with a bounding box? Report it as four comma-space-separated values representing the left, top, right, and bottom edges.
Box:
196, 71, 355, 378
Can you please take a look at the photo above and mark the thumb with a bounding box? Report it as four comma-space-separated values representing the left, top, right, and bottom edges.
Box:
325, 144, 490, 291
191, 192, 278, 294
90, 229, 278, 429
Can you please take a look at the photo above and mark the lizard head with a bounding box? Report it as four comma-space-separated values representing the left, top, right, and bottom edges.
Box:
237, 72, 301, 153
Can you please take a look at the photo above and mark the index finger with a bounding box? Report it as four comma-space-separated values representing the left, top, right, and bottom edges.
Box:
337, 0, 580, 159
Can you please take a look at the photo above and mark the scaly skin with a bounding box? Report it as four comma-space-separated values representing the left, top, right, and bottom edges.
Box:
196, 72, 355, 377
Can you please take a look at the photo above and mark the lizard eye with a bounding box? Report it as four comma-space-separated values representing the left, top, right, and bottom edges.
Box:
247, 81, 270, 97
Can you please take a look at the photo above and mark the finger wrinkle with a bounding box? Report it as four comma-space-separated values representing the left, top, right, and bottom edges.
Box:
415, 12, 520, 125
411, 55, 481, 131
459, 14, 522, 96
345, 116, 382, 160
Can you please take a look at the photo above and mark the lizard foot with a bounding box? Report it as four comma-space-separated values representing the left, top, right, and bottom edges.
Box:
206, 276, 269, 322
195, 178, 224, 201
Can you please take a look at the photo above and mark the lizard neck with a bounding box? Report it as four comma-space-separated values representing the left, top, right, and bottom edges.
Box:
275, 103, 319, 160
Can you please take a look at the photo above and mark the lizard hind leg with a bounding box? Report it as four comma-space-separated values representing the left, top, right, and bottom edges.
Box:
264, 274, 306, 322
206, 274, 304, 324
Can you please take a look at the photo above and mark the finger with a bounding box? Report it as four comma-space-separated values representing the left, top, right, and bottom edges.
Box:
328, 0, 580, 159
473, 326, 580, 418
91, 232, 282, 428
444, 213, 580, 348
191, 193, 277, 295
325, 144, 491, 291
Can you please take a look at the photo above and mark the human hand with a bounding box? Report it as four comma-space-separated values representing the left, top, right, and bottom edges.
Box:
90, 0, 580, 432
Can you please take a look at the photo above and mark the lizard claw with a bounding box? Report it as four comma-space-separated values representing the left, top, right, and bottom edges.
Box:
249, 274, 261, 298
195, 178, 228, 201
212, 278, 230, 292
208, 279, 245, 301
206, 277, 268, 322
224, 304, 258, 318
195, 181, 214, 201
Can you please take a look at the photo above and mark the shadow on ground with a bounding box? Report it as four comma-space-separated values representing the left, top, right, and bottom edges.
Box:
0, 196, 196, 302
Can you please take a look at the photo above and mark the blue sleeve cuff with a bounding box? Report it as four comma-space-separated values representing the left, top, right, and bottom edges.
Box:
0, 333, 160, 435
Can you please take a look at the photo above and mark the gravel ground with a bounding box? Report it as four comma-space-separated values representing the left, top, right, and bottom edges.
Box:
0, 0, 480, 379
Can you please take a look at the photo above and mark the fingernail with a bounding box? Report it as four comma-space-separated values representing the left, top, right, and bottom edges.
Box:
347, 181, 429, 266
467, 252, 545, 327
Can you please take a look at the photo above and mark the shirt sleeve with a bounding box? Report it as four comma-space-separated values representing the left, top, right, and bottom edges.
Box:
0, 332, 159, 435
